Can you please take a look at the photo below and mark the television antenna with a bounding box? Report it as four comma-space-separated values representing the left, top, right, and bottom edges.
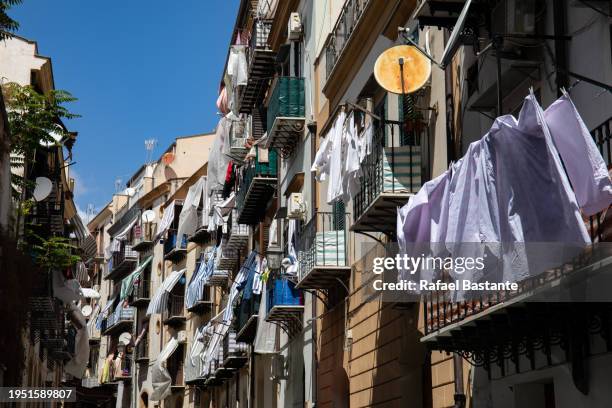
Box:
114, 177, 123, 193
145, 139, 157, 165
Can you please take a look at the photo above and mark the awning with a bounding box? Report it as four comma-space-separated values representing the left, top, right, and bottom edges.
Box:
146, 269, 186, 316
151, 337, 179, 401
185, 249, 216, 309
120, 255, 153, 300
80, 288, 101, 299
109, 215, 138, 252
176, 177, 206, 245
95, 297, 117, 329
156, 201, 175, 238
70, 215, 97, 259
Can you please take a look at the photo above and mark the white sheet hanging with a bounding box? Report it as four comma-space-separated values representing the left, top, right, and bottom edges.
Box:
327, 111, 346, 204
227, 45, 248, 87
398, 94, 593, 297
156, 201, 175, 238
150, 337, 179, 401
544, 94, 612, 216
343, 111, 361, 201
254, 280, 277, 353
176, 177, 206, 246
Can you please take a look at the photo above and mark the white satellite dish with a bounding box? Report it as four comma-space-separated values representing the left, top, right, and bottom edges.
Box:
40, 127, 63, 147
125, 187, 136, 197
33, 177, 53, 201
119, 332, 132, 346
81, 304, 93, 317
142, 210, 156, 223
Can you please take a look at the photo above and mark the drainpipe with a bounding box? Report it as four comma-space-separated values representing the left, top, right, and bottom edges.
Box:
452, 353, 466, 408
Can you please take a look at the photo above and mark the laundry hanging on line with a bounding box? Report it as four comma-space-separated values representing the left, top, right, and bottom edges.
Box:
397, 92, 612, 299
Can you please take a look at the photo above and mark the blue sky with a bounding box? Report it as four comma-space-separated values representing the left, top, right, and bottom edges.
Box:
10, 1, 239, 218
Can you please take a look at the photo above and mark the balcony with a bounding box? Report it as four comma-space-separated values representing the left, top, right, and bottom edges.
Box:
228, 118, 249, 163
81, 376, 100, 388
105, 243, 138, 281
168, 345, 185, 389
265, 77, 306, 156
225, 209, 249, 252
217, 246, 239, 272
186, 259, 214, 314
236, 294, 260, 343
213, 345, 235, 381
132, 222, 157, 252
129, 278, 150, 307
135, 336, 149, 362
189, 209, 212, 244
297, 211, 351, 289
87, 320, 100, 343
352, 122, 424, 235
266, 278, 303, 337
413, 0, 470, 29
113, 354, 132, 381
163, 293, 186, 326
102, 307, 134, 336
164, 228, 188, 262
222, 330, 249, 369
239, 19, 276, 113
588, 116, 612, 242
236, 149, 278, 224
419, 117, 612, 389
323, 0, 372, 81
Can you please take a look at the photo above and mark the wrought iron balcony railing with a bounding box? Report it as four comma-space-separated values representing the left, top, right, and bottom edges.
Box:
135, 335, 149, 361
266, 278, 303, 337
352, 121, 425, 235
132, 222, 157, 252
129, 278, 150, 306
240, 19, 276, 114
235, 292, 260, 343
164, 228, 188, 261
163, 293, 186, 325
168, 347, 185, 387
323, 0, 372, 80
106, 243, 138, 280
297, 211, 351, 289
236, 149, 278, 224
222, 329, 249, 369
588, 116, 611, 242
103, 307, 134, 335
265, 77, 306, 156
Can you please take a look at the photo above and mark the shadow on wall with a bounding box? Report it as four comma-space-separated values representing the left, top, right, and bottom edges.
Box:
0, 232, 38, 386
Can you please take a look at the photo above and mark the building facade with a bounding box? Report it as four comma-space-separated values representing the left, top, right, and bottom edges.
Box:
82, 1, 612, 408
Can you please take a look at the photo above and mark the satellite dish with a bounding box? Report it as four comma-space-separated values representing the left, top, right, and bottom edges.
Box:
162, 152, 175, 165
125, 187, 136, 197
439, 0, 473, 69
119, 332, 132, 346
374, 45, 431, 94
40, 127, 63, 147
398, 0, 472, 70
81, 304, 93, 317
33, 177, 53, 201
142, 210, 156, 223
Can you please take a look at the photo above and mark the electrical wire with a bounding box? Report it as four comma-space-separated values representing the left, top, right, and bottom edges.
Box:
577, 0, 612, 17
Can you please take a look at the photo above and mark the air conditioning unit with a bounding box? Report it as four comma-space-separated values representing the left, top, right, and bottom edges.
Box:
287, 193, 305, 219
177, 330, 187, 343
288, 12, 303, 41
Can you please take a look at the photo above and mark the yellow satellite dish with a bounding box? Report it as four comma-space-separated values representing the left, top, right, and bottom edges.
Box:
374, 45, 431, 94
